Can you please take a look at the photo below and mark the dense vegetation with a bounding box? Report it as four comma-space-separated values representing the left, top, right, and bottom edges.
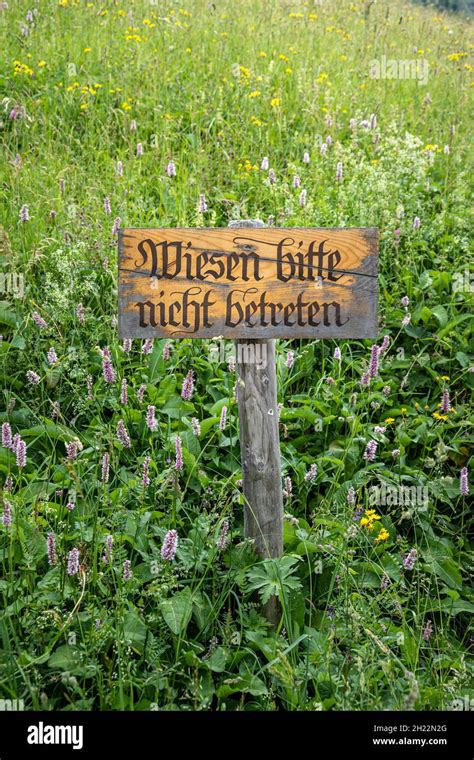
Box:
0, 0, 472, 711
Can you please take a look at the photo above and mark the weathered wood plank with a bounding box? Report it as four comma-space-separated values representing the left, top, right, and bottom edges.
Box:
229, 220, 283, 628
118, 227, 378, 340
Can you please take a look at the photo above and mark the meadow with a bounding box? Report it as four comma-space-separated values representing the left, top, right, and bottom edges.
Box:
0, 0, 473, 711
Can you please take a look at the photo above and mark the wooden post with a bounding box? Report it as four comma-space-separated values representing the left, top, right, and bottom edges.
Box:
228, 220, 283, 627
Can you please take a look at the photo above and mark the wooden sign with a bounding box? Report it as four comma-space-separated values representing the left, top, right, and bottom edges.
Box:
118, 228, 378, 339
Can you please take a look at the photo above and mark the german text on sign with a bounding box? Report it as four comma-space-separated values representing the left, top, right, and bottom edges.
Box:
118, 228, 378, 339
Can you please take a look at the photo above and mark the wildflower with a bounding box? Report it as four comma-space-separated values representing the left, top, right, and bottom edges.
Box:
4, 476, 12, 493
66, 501, 75, 512
16, 439, 26, 468
336, 162, 343, 180
360, 371, 370, 387
227, 355, 236, 372
163, 342, 171, 360
142, 456, 151, 487
130, 119, 137, 131
320, 143, 327, 156
101, 452, 110, 483
347, 486, 356, 505
379, 335, 390, 355
26, 370, 40, 385
161, 529, 178, 561
440, 389, 451, 414
326, 136, 332, 146
20, 204, 29, 222
369, 344, 379, 378
122, 559, 132, 581
67, 548, 80, 575
334, 347, 341, 360
374, 426, 386, 436
103, 534, 113, 563
380, 573, 390, 591
402, 313, 411, 327
47, 347, 57, 365
120, 378, 128, 405
166, 159, 176, 177
122, 338, 132, 353
401, 295, 410, 308
299, 189, 307, 208
181, 369, 195, 400
137, 384, 147, 403
413, 216, 421, 230
268, 168, 276, 184
102, 347, 116, 384
32, 311, 48, 329
103, 197, 111, 215
198, 193, 207, 212
47, 532, 57, 565
443, 145, 450, 155
117, 160, 123, 177
76, 303, 85, 324
305, 463, 317, 482
326, 376, 335, 384
146, 405, 157, 431
59, 178, 65, 194
216, 519, 230, 551
2, 499, 12, 527
2, 422, 12, 449
349, 118, 357, 131
383, 386, 391, 396
141, 338, 153, 355
86, 375, 93, 400
363, 439, 378, 462
218, 405, 228, 432
116, 420, 131, 448
260, 156, 269, 170
460, 467, 469, 496
293, 174, 301, 188
392, 449, 401, 458
112, 216, 121, 235
303, 151, 310, 164
283, 475, 292, 500
66, 440, 79, 460
421, 619, 434, 642
175, 435, 183, 471
360, 509, 382, 530
375, 527, 389, 543
191, 417, 201, 437
136, 142, 143, 156
285, 350, 294, 369
403, 548, 417, 570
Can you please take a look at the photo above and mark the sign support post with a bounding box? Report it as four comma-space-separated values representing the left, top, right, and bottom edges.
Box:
118, 223, 378, 628
229, 220, 283, 626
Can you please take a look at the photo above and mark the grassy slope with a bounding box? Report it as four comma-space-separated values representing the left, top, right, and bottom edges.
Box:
0, 0, 472, 711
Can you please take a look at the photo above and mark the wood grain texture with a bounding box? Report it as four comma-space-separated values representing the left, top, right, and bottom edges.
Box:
118, 227, 378, 339
229, 221, 284, 628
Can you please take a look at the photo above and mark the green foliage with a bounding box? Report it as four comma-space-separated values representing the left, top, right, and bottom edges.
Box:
0, 0, 472, 712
